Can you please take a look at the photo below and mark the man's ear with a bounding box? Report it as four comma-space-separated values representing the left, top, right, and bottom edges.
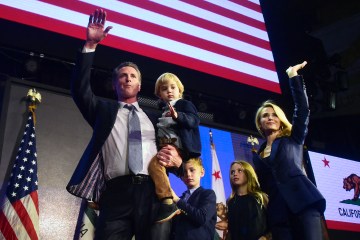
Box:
138, 84, 141, 92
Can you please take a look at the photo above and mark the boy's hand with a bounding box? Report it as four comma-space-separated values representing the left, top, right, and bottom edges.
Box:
167, 102, 178, 119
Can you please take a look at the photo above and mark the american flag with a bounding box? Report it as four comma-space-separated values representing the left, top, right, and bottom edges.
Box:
0, 111, 39, 240
0, 0, 280, 93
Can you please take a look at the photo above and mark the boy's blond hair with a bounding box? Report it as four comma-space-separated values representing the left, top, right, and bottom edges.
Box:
154, 72, 184, 98
184, 157, 204, 169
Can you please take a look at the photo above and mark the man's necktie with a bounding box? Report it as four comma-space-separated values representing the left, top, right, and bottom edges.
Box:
124, 104, 143, 175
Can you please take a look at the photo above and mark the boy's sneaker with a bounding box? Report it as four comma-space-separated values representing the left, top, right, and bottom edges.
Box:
155, 203, 181, 223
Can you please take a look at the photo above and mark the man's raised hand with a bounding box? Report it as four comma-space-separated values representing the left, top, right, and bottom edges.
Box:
85, 9, 113, 49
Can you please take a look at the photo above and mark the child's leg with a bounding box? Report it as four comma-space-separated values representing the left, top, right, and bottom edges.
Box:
148, 155, 173, 201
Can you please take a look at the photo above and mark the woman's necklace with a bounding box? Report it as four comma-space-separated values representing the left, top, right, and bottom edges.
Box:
262, 145, 272, 158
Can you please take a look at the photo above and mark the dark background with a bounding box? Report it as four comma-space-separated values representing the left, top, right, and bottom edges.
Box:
0, 0, 360, 239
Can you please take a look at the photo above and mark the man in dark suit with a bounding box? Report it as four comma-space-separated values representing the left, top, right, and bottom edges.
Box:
170, 158, 217, 240
66, 9, 183, 240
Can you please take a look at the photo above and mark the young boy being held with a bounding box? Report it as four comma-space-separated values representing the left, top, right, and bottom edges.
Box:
149, 73, 202, 223
170, 158, 217, 240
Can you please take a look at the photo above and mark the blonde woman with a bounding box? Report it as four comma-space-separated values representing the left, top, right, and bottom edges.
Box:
253, 62, 326, 240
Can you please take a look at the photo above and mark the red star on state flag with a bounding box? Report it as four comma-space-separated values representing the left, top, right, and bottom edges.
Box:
212, 170, 221, 180
322, 157, 330, 168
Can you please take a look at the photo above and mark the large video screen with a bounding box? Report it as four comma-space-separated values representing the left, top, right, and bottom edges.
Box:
0, 0, 280, 93
308, 151, 360, 232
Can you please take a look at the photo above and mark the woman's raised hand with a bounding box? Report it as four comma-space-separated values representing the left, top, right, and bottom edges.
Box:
286, 61, 307, 78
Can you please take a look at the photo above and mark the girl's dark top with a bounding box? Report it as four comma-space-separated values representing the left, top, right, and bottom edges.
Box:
227, 194, 267, 240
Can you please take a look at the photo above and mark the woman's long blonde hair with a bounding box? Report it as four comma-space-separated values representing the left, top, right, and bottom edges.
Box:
228, 160, 268, 207
255, 100, 292, 138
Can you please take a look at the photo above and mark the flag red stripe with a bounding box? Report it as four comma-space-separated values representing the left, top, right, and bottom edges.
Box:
180, 0, 265, 29
230, 0, 262, 13
1, 8, 280, 92
113, 0, 272, 54
12, 197, 38, 240
105, 16, 274, 69
0, 6, 87, 46
105, 35, 280, 91
1, 3, 280, 92
30, 191, 39, 215
326, 220, 360, 232
11, 1, 274, 69
37, 1, 276, 70
40, 0, 271, 51
0, 208, 19, 240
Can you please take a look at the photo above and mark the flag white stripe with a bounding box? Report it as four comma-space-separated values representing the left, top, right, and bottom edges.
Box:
80, 0, 272, 57
149, 0, 269, 40
2, 197, 30, 240
211, 143, 226, 239
205, 0, 264, 22
211, 145, 226, 204
1, 0, 279, 82
0, 0, 89, 26
2, 0, 273, 59
248, 0, 261, 5
21, 195, 39, 237
110, 23, 278, 82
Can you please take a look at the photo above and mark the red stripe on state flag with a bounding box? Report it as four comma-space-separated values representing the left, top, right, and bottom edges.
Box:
326, 220, 360, 232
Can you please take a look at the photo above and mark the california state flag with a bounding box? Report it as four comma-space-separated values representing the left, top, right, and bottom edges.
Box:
210, 130, 227, 240
76, 200, 99, 240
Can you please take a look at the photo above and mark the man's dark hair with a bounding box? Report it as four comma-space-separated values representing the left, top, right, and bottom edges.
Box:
112, 62, 142, 83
